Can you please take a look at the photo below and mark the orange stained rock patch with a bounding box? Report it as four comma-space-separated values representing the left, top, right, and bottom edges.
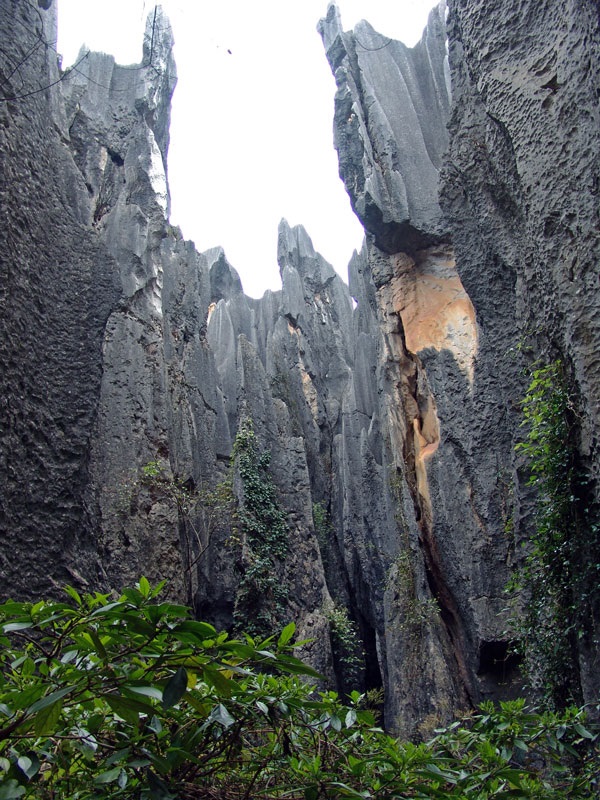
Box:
391, 248, 478, 383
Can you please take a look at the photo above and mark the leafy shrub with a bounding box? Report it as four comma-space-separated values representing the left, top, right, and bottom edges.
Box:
0, 582, 597, 799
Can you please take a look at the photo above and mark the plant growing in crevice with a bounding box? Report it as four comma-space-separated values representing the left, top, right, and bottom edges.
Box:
325, 603, 364, 691
312, 500, 332, 571
387, 551, 440, 640
509, 359, 599, 704
231, 418, 290, 639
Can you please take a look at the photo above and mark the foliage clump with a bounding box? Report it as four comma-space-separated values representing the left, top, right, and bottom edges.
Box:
510, 360, 599, 703
0, 582, 598, 799
324, 603, 364, 690
232, 419, 289, 639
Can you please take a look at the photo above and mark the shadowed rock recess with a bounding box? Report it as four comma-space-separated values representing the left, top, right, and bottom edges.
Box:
0, 0, 598, 734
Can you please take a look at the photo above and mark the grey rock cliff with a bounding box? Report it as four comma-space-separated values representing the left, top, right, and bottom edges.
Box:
320, 0, 600, 723
318, 2, 451, 253
319, 1, 514, 733
441, 0, 600, 705
0, 0, 121, 593
1, 0, 598, 736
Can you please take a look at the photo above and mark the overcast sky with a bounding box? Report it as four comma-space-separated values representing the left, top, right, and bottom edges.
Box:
57, 1, 436, 298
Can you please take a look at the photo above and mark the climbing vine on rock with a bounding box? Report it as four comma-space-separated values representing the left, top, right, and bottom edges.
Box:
232, 418, 289, 639
325, 603, 364, 692
510, 360, 599, 704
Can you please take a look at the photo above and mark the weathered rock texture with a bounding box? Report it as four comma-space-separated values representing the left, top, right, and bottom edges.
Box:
318, 2, 520, 733
0, 0, 121, 594
1, 0, 599, 736
440, 0, 600, 706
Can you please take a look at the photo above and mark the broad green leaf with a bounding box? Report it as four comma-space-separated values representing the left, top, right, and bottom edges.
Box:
162, 667, 188, 709
272, 653, 323, 679
345, 708, 357, 728
124, 685, 163, 702
145, 602, 189, 623
8, 684, 44, 711
144, 749, 173, 773
171, 620, 217, 640
0, 780, 26, 799
498, 768, 527, 788
185, 693, 211, 717
33, 696, 64, 735
202, 665, 236, 698
19, 658, 35, 677
149, 579, 167, 598
89, 601, 125, 617
87, 627, 108, 660
219, 641, 256, 659
106, 693, 155, 724
94, 766, 123, 784
148, 715, 163, 734
138, 576, 151, 597
121, 613, 156, 637
28, 685, 73, 715
278, 621, 296, 647
574, 722, 595, 739
514, 738, 528, 751
329, 783, 370, 798
63, 585, 82, 605
2, 622, 32, 633
210, 703, 235, 728
0, 601, 30, 616
120, 587, 144, 606
330, 714, 342, 732
16, 756, 38, 780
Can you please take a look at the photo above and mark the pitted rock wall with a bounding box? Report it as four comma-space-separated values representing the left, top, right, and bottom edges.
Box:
318, 0, 583, 730
2, 0, 598, 736
442, 0, 600, 704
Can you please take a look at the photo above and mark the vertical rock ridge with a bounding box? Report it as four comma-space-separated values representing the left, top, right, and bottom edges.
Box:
442, 0, 600, 705
320, 3, 527, 732
318, 1, 451, 253
3, 0, 598, 736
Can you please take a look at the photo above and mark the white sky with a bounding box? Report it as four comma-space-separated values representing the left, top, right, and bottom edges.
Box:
57, 1, 435, 298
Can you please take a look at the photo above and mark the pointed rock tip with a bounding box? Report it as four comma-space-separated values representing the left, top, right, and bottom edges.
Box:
277, 219, 317, 268
143, 5, 175, 64
206, 247, 243, 301
318, 4, 344, 51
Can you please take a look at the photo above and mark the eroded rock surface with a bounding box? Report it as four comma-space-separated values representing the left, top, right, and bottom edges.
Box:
441, 0, 600, 705
1, 0, 598, 736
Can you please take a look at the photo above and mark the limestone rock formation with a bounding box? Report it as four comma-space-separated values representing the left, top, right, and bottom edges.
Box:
320, 0, 600, 721
0, 0, 122, 594
441, 0, 600, 706
319, 1, 505, 732
1, 0, 598, 737
318, 2, 451, 253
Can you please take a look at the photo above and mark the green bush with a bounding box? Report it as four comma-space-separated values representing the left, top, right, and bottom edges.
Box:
0, 582, 598, 799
